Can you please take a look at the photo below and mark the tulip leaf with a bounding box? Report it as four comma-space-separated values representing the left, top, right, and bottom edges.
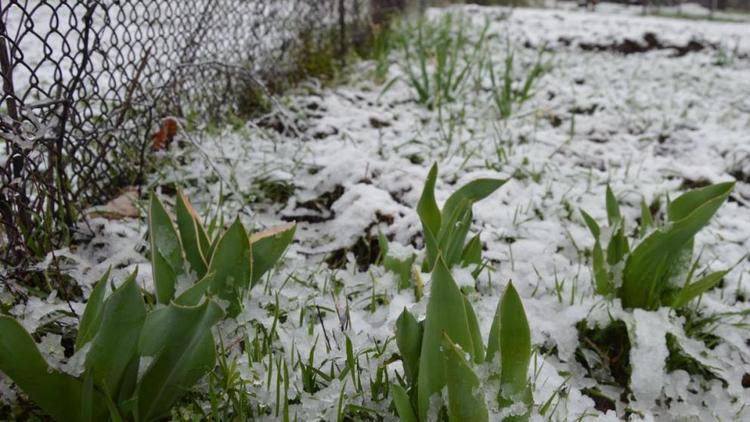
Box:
391, 383, 418, 422
461, 233, 483, 267
149, 194, 184, 303
580, 209, 601, 240
418, 164, 442, 271
498, 282, 531, 399
175, 190, 208, 278
250, 223, 296, 286
417, 256, 475, 420
487, 282, 534, 420
639, 200, 653, 237
0, 316, 107, 421
668, 182, 735, 222
84, 274, 146, 398
136, 300, 224, 421
152, 249, 177, 304
442, 333, 489, 422
622, 183, 733, 309
75, 268, 111, 351
606, 222, 629, 266
441, 177, 507, 236
204, 218, 252, 315
396, 308, 423, 383
605, 184, 621, 226
464, 296, 485, 364
417, 163, 442, 239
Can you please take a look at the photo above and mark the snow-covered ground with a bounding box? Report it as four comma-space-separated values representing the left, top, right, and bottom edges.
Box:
3, 4, 750, 421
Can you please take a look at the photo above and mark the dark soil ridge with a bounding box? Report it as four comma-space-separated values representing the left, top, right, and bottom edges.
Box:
551, 32, 743, 58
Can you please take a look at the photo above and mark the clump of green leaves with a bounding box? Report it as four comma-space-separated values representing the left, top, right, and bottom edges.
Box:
399, 14, 488, 109
0, 191, 296, 421
489, 47, 550, 120
0, 270, 224, 421
151, 190, 295, 316
392, 256, 532, 421
418, 163, 507, 273
581, 182, 735, 310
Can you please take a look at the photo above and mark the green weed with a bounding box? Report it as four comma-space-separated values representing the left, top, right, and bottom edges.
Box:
489, 47, 550, 120
398, 14, 488, 109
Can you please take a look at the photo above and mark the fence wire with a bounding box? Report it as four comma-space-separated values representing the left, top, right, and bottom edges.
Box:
0, 0, 394, 268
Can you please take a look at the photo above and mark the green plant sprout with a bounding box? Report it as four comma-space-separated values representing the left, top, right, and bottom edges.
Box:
418, 163, 507, 273
0, 191, 296, 421
399, 14, 488, 109
581, 182, 736, 310
391, 255, 532, 421
489, 46, 550, 120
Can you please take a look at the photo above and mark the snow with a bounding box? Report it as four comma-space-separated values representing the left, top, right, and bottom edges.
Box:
3, 3, 750, 420
628, 308, 669, 410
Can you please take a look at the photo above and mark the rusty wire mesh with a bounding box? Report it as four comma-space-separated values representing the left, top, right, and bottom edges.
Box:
0, 0, 385, 269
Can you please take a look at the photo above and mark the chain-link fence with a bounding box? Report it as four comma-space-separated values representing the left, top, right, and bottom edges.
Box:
0, 0, 410, 269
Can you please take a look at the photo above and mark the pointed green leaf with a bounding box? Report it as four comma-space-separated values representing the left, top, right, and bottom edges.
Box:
592, 241, 613, 297
204, 218, 252, 315
622, 183, 733, 309
461, 233, 483, 267
85, 274, 146, 398
418, 164, 442, 271
668, 182, 735, 222
580, 210, 601, 240
0, 317, 107, 421
606, 223, 629, 266
152, 249, 177, 304
149, 194, 184, 303
499, 283, 531, 397
605, 185, 621, 226
250, 223, 296, 285
396, 308, 423, 383
175, 190, 208, 278
417, 256, 475, 420
76, 268, 111, 350
438, 204, 473, 268
149, 194, 184, 272
391, 383, 418, 422
442, 334, 489, 422
417, 164, 442, 239
464, 296, 485, 364
663, 239, 695, 291
136, 300, 224, 421
671, 270, 728, 309
441, 177, 506, 236
640, 200, 653, 237
494, 283, 532, 421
